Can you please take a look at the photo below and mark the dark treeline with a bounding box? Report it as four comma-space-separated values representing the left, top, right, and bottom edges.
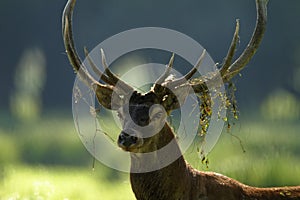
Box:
1, 0, 300, 113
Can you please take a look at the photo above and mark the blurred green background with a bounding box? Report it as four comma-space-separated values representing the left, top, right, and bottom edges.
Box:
1, 0, 300, 199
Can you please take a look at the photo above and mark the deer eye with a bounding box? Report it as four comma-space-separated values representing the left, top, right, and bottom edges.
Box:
152, 111, 163, 120
140, 117, 148, 123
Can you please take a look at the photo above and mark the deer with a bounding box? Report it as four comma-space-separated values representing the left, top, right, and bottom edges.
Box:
62, 0, 300, 199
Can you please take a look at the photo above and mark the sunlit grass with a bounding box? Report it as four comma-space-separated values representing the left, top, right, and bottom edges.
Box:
0, 165, 134, 200
0, 113, 299, 199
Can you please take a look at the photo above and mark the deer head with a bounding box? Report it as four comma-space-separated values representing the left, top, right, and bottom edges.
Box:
63, 0, 267, 159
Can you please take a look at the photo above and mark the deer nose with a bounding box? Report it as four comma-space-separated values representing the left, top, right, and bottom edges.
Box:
118, 131, 138, 150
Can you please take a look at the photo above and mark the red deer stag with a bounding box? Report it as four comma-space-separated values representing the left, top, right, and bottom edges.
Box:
63, 0, 300, 199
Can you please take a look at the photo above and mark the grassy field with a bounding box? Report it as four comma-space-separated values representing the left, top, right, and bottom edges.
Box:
0, 165, 134, 200
0, 113, 299, 199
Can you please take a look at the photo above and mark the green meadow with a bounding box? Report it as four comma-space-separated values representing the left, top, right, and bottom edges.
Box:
0, 113, 299, 199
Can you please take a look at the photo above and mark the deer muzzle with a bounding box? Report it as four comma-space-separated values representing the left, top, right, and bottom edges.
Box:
118, 130, 141, 151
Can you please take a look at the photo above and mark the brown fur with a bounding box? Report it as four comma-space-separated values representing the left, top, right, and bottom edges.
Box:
129, 123, 300, 200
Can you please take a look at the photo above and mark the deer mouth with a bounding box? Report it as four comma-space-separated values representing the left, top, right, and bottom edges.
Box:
117, 131, 143, 152
118, 142, 143, 153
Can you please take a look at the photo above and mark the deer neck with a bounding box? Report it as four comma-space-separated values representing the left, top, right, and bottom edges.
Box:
129, 122, 186, 171
129, 123, 192, 200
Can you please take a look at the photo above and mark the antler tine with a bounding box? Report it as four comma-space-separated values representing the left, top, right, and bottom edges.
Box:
100, 48, 119, 83
183, 49, 206, 80
167, 49, 206, 89
63, 0, 98, 87
155, 53, 175, 85
100, 49, 134, 93
220, 19, 240, 77
84, 47, 114, 86
62, 0, 81, 72
190, 0, 268, 93
222, 0, 268, 82
84, 47, 134, 94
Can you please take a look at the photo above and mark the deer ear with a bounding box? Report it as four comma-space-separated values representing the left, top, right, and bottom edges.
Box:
94, 84, 123, 110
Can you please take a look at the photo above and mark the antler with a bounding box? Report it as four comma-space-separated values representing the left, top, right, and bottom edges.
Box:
221, 0, 268, 82
63, 0, 268, 112
62, 0, 133, 98
154, 0, 268, 110
195, 0, 267, 92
